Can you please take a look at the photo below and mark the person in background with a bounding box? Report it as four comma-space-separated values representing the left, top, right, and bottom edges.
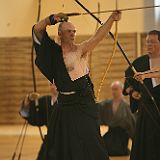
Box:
20, 83, 58, 126
99, 81, 136, 156
123, 30, 160, 160
19, 83, 58, 160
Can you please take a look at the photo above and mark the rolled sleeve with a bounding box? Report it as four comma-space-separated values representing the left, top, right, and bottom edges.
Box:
32, 31, 41, 45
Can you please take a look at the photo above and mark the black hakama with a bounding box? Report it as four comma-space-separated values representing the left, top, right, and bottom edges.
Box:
124, 54, 160, 160
33, 29, 109, 160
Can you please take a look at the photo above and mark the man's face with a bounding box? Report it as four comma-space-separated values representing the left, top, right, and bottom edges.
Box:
59, 22, 76, 42
146, 34, 160, 55
111, 84, 122, 99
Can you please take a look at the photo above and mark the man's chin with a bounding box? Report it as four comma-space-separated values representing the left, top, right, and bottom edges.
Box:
71, 38, 75, 41
66, 39, 74, 43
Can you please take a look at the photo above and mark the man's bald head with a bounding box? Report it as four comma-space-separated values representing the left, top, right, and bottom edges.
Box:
111, 81, 123, 99
111, 81, 123, 89
58, 21, 76, 33
58, 21, 76, 42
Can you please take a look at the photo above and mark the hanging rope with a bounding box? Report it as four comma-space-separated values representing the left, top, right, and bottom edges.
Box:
31, 0, 44, 141
31, 0, 41, 92
11, 1, 43, 160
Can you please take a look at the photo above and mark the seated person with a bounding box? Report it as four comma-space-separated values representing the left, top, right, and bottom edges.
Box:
20, 83, 58, 127
98, 81, 136, 156
19, 83, 58, 160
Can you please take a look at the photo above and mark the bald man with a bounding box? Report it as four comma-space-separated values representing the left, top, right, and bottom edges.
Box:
32, 12, 121, 160
99, 81, 136, 156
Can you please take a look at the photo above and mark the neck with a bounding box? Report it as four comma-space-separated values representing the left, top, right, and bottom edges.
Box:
61, 41, 76, 55
113, 96, 122, 102
61, 40, 74, 48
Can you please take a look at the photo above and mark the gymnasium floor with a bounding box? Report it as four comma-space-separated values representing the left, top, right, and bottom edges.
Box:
0, 125, 130, 160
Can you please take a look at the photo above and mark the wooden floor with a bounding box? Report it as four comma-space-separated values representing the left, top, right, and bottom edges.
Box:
0, 125, 130, 160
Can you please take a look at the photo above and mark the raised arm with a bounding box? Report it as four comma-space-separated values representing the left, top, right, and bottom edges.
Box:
33, 13, 68, 41
81, 11, 121, 56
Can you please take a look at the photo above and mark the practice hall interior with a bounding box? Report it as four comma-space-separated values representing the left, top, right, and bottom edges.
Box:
0, 0, 160, 160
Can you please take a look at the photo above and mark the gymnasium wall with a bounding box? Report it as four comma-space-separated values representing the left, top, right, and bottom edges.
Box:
0, 33, 147, 124
0, 0, 158, 124
0, 0, 157, 37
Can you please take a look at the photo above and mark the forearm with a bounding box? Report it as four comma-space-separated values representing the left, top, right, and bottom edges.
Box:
144, 71, 160, 78
33, 16, 51, 41
23, 92, 40, 105
81, 11, 121, 54
143, 67, 160, 74
33, 13, 68, 42
94, 16, 114, 42
81, 16, 115, 53
23, 94, 32, 106
141, 67, 160, 78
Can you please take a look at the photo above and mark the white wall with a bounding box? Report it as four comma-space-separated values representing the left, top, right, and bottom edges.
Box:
0, 0, 158, 37
155, 0, 160, 30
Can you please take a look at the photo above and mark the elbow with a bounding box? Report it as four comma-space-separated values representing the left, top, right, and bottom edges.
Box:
33, 24, 42, 35
32, 25, 40, 38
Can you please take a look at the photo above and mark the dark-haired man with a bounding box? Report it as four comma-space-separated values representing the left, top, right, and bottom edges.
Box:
123, 30, 160, 160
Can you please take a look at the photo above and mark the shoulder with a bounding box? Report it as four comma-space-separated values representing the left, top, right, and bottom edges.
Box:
120, 100, 131, 113
121, 99, 129, 106
99, 99, 111, 106
132, 54, 149, 65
